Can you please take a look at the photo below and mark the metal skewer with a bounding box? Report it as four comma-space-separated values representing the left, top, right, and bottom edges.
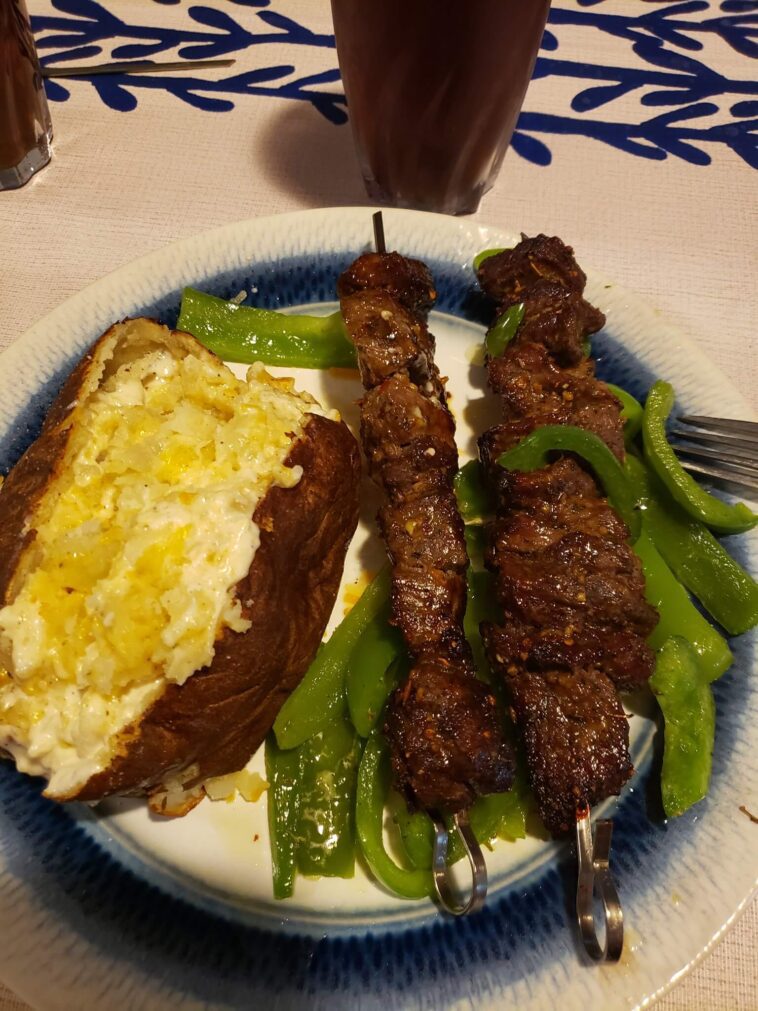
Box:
431, 811, 488, 916
575, 802, 624, 962
372, 209, 488, 917
372, 210, 387, 255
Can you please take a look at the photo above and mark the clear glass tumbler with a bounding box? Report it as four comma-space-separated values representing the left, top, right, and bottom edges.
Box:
1, 0, 53, 191
330, 0, 550, 216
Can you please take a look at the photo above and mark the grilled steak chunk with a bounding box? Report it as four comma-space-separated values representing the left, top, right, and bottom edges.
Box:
476, 233, 589, 308
516, 281, 605, 367
339, 250, 514, 813
498, 664, 632, 836
384, 656, 510, 813
338, 251, 437, 318
478, 235, 657, 836
340, 291, 443, 396
486, 342, 625, 459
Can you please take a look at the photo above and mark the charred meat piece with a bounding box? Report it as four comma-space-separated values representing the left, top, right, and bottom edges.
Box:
338, 250, 437, 318
515, 281, 605, 367
360, 369, 451, 460
340, 291, 442, 396
487, 526, 643, 629
486, 341, 625, 459
485, 621, 654, 698
339, 250, 514, 813
380, 493, 469, 582
484, 524, 656, 692
388, 562, 468, 661
495, 664, 633, 837
478, 234, 657, 836
384, 656, 512, 813
476, 233, 589, 308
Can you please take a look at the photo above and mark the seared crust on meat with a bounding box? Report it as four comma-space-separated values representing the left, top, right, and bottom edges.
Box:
341, 292, 443, 399
497, 664, 632, 836
339, 250, 514, 813
476, 234, 589, 308
486, 342, 625, 459
338, 251, 437, 318
478, 236, 657, 836
384, 657, 510, 814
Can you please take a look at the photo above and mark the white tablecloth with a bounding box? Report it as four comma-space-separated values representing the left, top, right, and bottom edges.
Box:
1, 1, 756, 1006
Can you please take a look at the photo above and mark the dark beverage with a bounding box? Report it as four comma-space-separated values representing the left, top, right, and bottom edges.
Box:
330, 0, 550, 215
1, 0, 53, 191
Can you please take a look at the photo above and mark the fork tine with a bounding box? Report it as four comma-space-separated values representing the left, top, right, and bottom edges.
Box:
670, 427, 758, 455
679, 459, 758, 496
678, 416, 758, 442
672, 442, 758, 474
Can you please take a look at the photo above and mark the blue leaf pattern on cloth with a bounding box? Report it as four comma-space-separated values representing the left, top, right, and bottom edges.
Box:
33, 0, 756, 167
510, 131, 553, 166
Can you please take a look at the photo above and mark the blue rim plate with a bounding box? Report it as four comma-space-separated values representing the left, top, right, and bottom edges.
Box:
0, 208, 755, 1010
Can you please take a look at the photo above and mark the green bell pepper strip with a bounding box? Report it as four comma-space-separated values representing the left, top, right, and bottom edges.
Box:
642, 381, 757, 534
627, 455, 758, 635
177, 287, 357, 370
649, 636, 715, 818
493, 768, 530, 842
264, 734, 301, 899
274, 567, 391, 749
391, 801, 434, 870
464, 523, 486, 566
606, 383, 643, 444
295, 714, 361, 878
454, 460, 495, 524
485, 303, 525, 359
473, 247, 507, 271
633, 527, 732, 681
347, 617, 405, 738
497, 424, 641, 541
464, 563, 500, 682
355, 731, 433, 900
394, 771, 529, 871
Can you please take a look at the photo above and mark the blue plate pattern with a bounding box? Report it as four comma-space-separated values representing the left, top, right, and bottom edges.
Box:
0, 209, 755, 1011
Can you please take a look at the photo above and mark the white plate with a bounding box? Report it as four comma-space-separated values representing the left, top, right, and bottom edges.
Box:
0, 208, 755, 1010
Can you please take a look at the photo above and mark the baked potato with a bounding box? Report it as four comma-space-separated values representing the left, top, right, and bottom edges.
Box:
0, 317, 361, 812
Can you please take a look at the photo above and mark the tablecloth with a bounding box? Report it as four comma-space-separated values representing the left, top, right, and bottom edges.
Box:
0, 1, 756, 1007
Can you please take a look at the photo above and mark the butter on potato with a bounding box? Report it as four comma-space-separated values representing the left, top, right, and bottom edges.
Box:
0, 318, 360, 808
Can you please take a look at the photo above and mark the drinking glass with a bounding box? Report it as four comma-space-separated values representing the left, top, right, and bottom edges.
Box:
330, 0, 550, 216
1, 0, 53, 191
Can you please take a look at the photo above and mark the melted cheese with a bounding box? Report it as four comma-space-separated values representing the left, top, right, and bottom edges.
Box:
0, 352, 319, 797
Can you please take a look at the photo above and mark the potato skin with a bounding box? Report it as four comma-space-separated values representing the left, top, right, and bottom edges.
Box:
0, 319, 361, 802
0, 336, 103, 607
0, 320, 221, 607
76, 413, 361, 801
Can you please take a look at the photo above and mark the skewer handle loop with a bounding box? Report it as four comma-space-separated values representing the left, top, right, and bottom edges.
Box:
575, 806, 624, 962
431, 810, 488, 917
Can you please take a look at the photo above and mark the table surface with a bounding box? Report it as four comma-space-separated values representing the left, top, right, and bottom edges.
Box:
1, 1, 756, 1008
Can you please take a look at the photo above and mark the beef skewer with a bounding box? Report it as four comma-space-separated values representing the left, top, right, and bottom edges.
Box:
338, 214, 514, 913
476, 235, 658, 958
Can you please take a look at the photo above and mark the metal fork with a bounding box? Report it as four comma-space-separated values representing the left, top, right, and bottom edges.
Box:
671, 415, 758, 496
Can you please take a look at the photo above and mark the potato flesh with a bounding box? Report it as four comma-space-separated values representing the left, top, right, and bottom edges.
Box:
0, 352, 316, 796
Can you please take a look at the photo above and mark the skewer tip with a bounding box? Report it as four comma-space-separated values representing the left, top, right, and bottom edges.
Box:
373, 211, 387, 254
